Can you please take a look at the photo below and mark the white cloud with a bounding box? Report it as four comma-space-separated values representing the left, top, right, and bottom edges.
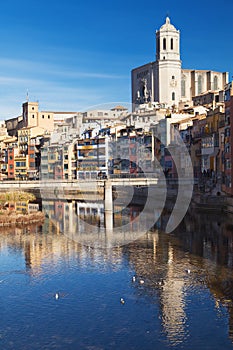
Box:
0, 56, 129, 119
0, 57, 127, 80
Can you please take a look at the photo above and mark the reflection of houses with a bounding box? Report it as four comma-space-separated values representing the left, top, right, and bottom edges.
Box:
114, 204, 141, 231
42, 199, 79, 235
77, 202, 104, 217
127, 211, 233, 345
77, 202, 105, 227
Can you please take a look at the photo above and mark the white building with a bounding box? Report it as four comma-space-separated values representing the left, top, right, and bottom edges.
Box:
131, 17, 228, 111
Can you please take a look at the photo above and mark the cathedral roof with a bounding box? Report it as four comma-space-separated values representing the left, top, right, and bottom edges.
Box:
160, 17, 177, 32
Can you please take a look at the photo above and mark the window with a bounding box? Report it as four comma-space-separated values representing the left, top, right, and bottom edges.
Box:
198, 75, 203, 95
42, 115, 44, 119
16, 161, 26, 167
172, 76, 175, 80
181, 76, 186, 97
32, 114, 34, 118
171, 38, 173, 50
163, 38, 166, 50
48, 115, 50, 119
225, 128, 230, 137
130, 148, 136, 155
213, 76, 218, 90
32, 107, 34, 110
172, 92, 175, 101
226, 159, 231, 170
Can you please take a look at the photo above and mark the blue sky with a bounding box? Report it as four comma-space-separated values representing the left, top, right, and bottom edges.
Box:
0, 0, 232, 119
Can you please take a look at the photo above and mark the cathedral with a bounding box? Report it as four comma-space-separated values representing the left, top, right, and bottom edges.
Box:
131, 17, 228, 110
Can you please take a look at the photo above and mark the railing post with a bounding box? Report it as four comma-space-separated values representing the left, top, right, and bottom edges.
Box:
104, 179, 113, 231
104, 180, 112, 211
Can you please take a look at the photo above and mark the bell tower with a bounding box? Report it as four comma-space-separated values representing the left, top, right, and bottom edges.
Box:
154, 17, 182, 107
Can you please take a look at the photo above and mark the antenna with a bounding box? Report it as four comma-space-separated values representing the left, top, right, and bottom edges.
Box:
26, 90, 29, 102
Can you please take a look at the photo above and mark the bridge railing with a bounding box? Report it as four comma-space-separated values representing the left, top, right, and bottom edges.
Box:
109, 172, 160, 179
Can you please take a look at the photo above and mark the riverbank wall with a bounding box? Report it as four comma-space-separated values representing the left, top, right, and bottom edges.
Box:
0, 211, 45, 228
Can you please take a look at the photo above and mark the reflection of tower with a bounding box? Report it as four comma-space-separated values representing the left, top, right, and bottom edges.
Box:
128, 232, 188, 345
160, 243, 187, 344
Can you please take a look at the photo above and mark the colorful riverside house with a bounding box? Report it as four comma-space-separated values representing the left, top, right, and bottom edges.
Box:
0, 135, 17, 180
7, 146, 16, 180
62, 141, 77, 180
76, 128, 110, 180
48, 144, 63, 180
222, 82, 233, 195
14, 154, 27, 180
108, 126, 155, 176
17, 126, 45, 180
40, 143, 62, 180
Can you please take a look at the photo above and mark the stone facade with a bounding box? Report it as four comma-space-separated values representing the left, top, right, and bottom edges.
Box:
132, 17, 228, 111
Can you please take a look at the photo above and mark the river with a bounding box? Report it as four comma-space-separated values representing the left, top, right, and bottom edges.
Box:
1, 198, 233, 349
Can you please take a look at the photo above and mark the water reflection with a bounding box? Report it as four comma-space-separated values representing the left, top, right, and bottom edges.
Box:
42, 198, 233, 344
1, 202, 233, 348
41, 184, 166, 248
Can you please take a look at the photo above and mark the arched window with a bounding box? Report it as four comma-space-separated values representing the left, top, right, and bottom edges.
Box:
171, 38, 173, 50
181, 75, 186, 97
198, 75, 203, 95
213, 76, 218, 90
163, 38, 166, 50
172, 92, 175, 101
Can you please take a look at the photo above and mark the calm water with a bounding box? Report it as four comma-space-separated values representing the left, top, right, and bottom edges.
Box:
1, 201, 233, 349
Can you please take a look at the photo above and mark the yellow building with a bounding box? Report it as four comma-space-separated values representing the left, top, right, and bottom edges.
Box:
22, 102, 54, 132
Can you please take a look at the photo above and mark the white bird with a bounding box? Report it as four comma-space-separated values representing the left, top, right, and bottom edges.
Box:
120, 298, 125, 304
132, 276, 136, 282
139, 279, 145, 284
55, 292, 59, 300
186, 269, 191, 274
